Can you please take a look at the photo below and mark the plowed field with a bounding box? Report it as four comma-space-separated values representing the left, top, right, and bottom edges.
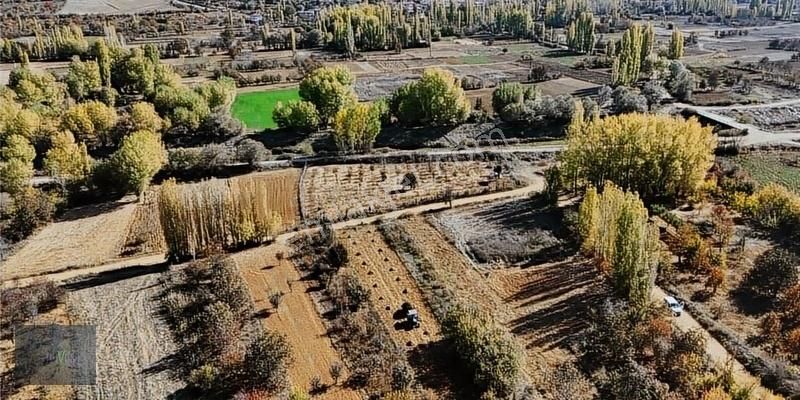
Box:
340, 227, 440, 348
234, 243, 360, 400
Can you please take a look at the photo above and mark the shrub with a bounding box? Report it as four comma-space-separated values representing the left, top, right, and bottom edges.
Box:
188, 364, 218, 390
3, 187, 58, 242
235, 139, 269, 166
239, 330, 293, 394
741, 248, 799, 301
273, 101, 319, 132
734, 184, 800, 231
328, 269, 369, 312
1, 279, 65, 330
441, 304, 523, 398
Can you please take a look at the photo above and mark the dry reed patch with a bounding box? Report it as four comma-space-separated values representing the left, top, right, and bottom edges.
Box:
121, 189, 166, 257
120, 169, 300, 258
302, 162, 515, 222
2, 199, 137, 280
340, 227, 441, 348
234, 244, 360, 400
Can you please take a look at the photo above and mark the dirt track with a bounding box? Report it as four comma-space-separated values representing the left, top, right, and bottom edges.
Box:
69, 270, 183, 400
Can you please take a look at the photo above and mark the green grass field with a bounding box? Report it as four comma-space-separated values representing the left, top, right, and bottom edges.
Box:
460, 55, 492, 65
231, 87, 300, 130
735, 152, 800, 192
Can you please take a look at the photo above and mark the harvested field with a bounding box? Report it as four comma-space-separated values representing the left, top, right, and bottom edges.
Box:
536, 77, 602, 97
2, 199, 137, 280
57, 0, 176, 14
234, 243, 361, 399
68, 269, 183, 399
433, 196, 571, 264
341, 227, 440, 348
340, 226, 457, 398
396, 216, 603, 381
302, 162, 517, 222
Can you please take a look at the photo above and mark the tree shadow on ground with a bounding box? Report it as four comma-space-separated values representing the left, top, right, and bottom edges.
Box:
506, 260, 607, 352
407, 339, 482, 400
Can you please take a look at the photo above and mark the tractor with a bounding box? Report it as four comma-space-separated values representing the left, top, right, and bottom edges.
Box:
401, 302, 420, 329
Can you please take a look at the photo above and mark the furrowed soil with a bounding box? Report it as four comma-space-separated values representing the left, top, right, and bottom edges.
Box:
234, 243, 360, 400
340, 226, 457, 398
68, 269, 184, 399
397, 216, 606, 379
3, 198, 137, 280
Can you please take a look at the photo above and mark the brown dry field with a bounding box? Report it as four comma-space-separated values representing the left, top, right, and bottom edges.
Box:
1, 304, 74, 400
120, 168, 301, 258
234, 243, 360, 400
340, 226, 454, 398
397, 216, 605, 378
536, 77, 602, 97
302, 162, 515, 222
2, 199, 138, 280
340, 227, 441, 348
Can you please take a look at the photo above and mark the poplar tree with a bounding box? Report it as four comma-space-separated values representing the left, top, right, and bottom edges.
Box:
566, 12, 595, 53
613, 24, 644, 86
669, 29, 685, 60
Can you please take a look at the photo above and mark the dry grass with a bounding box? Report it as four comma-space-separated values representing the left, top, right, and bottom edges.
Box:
120, 169, 300, 258
234, 243, 361, 400
2, 198, 137, 280
302, 161, 515, 222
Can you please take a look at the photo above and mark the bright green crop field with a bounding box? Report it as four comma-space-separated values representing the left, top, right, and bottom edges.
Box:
231, 87, 300, 130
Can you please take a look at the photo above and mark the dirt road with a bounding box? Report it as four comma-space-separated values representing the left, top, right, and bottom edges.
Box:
1, 254, 166, 288
651, 286, 773, 396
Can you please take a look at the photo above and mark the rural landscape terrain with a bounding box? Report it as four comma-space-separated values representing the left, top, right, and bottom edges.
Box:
2, 0, 800, 398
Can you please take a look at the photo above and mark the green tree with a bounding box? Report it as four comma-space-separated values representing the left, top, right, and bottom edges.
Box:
90, 40, 113, 87
613, 25, 644, 86
8, 67, 64, 106
0, 158, 34, 195
1, 134, 35, 163
152, 85, 211, 131
61, 100, 119, 146
641, 23, 655, 62
44, 131, 93, 182
65, 58, 102, 101
578, 183, 659, 306
332, 102, 382, 153
195, 77, 236, 111
390, 68, 470, 126
111, 48, 155, 95
669, 29, 685, 60
273, 101, 320, 132
560, 113, 715, 200
110, 129, 167, 194
442, 304, 523, 398
128, 102, 168, 133
566, 12, 595, 53
298, 66, 357, 123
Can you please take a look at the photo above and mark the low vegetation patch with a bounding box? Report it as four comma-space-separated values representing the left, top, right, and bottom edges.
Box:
231, 88, 301, 130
